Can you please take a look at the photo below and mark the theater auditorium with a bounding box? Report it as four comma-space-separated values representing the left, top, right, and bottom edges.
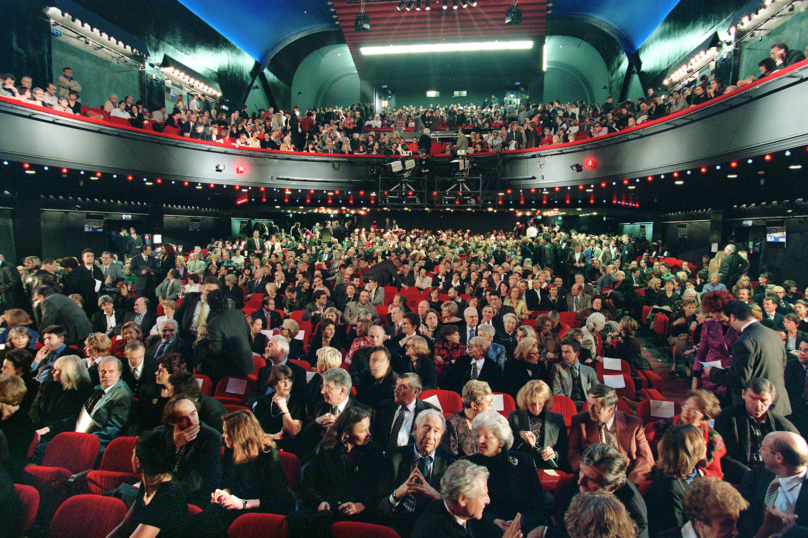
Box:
1, 0, 808, 537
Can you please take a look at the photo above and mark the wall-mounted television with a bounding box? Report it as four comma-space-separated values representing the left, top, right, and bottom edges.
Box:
766, 225, 786, 246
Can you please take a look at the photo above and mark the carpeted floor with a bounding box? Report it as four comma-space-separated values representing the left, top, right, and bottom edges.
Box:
637, 333, 692, 403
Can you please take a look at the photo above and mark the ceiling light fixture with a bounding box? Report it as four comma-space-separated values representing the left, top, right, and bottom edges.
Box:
416, 0, 422, 9
443, 0, 448, 8
452, 0, 458, 9
425, 0, 431, 9
505, 2, 522, 24
397, 1, 406, 10
354, 12, 370, 31
459, 0, 468, 7
406, 0, 415, 10
360, 40, 533, 55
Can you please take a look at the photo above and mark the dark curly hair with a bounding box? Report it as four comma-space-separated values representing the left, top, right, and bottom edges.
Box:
700, 290, 735, 314
155, 353, 187, 375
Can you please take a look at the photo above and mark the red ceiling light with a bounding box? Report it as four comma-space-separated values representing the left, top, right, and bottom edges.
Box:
647, 176, 653, 181
623, 179, 629, 185
600, 182, 606, 188
764, 154, 772, 161
359, 190, 365, 195
183, 181, 189, 186
554, 187, 560, 192
210, 183, 215, 188
127, 175, 133, 181
22, 163, 29, 169
730, 161, 737, 168
61, 168, 68, 174
584, 157, 597, 169
156, 178, 162, 184
260, 187, 265, 191
506, 189, 512, 194
530, 188, 536, 193
236, 166, 245, 174
578, 185, 584, 190
95, 172, 102, 177
700, 167, 707, 173
672, 172, 678, 178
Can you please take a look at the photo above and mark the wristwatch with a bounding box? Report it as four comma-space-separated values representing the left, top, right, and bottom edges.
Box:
242, 500, 248, 510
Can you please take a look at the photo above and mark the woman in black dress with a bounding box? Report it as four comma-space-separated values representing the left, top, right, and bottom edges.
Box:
253, 365, 305, 452
106, 431, 190, 538
29, 355, 93, 441
190, 410, 296, 538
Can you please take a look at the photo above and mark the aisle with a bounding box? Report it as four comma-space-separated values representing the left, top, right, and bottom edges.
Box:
637, 334, 692, 403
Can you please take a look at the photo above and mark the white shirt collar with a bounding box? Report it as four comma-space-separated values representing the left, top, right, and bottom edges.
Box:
443, 501, 467, 528
778, 468, 807, 493
681, 521, 699, 538
336, 398, 349, 414
740, 319, 757, 333
603, 412, 616, 430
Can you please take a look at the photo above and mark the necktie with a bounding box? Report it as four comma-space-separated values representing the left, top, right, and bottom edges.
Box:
403, 455, 434, 513
571, 365, 579, 380
574, 297, 579, 311
468, 328, 474, 342
135, 313, 143, 325
331, 405, 340, 416
86, 389, 104, 413
133, 366, 140, 381
156, 342, 167, 358
470, 361, 479, 380
764, 478, 780, 509
388, 406, 408, 449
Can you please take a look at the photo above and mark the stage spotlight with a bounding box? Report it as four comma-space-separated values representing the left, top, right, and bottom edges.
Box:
406, 0, 414, 10
354, 13, 370, 31
443, 0, 448, 9
505, 4, 522, 24
452, 0, 458, 8
459, 0, 468, 7
470, 0, 477, 5
416, 0, 422, 10
397, 1, 406, 10
425, 0, 431, 9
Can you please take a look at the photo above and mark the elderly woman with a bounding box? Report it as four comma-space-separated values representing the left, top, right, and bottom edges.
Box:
469, 411, 547, 531
647, 424, 708, 538
691, 291, 738, 404
301, 406, 384, 524
106, 431, 190, 538
189, 410, 296, 538
661, 477, 748, 538
504, 337, 549, 398
91, 295, 122, 337
496, 313, 520, 359
478, 325, 507, 369
1, 349, 37, 414
440, 301, 463, 326
508, 379, 568, 471
441, 380, 493, 458
516, 325, 537, 342
582, 312, 606, 359
0, 309, 38, 346
276, 318, 304, 362
535, 314, 560, 363
565, 490, 638, 538
0, 374, 35, 481
307, 347, 343, 411
651, 389, 725, 478
222, 273, 244, 309
253, 364, 304, 452
29, 355, 93, 440
395, 335, 438, 390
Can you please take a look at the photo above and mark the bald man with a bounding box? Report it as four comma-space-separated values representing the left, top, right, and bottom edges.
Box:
740, 431, 808, 534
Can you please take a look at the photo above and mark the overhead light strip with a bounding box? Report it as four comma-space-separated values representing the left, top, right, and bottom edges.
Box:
360, 40, 534, 55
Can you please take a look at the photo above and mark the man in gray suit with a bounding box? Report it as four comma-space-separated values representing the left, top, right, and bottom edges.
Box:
99, 251, 124, 281
707, 301, 791, 416
565, 283, 592, 313
36, 285, 92, 345
77, 356, 133, 451
552, 337, 598, 410
342, 289, 381, 324
156, 269, 182, 302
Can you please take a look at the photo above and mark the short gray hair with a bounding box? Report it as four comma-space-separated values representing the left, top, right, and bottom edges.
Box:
399, 372, 422, 392
503, 313, 519, 326
322, 367, 352, 391
464, 307, 478, 318
99, 355, 123, 372
472, 411, 514, 450
97, 295, 114, 307
580, 443, 627, 490
441, 460, 489, 504
270, 335, 289, 359
477, 324, 496, 338
725, 244, 736, 253
415, 408, 445, 430
158, 318, 177, 331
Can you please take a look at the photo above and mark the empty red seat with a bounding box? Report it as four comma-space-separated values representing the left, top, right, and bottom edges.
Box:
227, 513, 288, 538
278, 450, 302, 492
48, 495, 127, 538
83, 436, 138, 495
331, 521, 402, 538
214, 376, 255, 405
194, 373, 214, 396
551, 395, 578, 428
14, 484, 39, 535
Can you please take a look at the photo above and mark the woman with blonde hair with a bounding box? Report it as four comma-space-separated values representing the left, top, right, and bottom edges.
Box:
504, 337, 548, 398
509, 379, 568, 470
190, 409, 295, 538
396, 335, 438, 390
29, 355, 93, 439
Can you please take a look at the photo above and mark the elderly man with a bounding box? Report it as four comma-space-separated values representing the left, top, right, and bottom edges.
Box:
298, 368, 368, 458
411, 459, 523, 538
714, 378, 798, 484
122, 296, 156, 335
706, 301, 791, 415
568, 383, 654, 485
154, 397, 223, 507
565, 283, 592, 314
719, 244, 749, 289
77, 356, 132, 451
541, 443, 649, 538
343, 289, 381, 324
145, 319, 190, 362
739, 431, 808, 535
461, 307, 479, 345
121, 339, 157, 398
380, 409, 455, 537
248, 335, 307, 408
374, 373, 439, 450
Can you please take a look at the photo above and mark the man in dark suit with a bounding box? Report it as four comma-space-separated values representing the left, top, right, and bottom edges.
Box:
739, 431, 808, 535
154, 397, 223, 507
446, 336, 503, 393
373, 373, 439, 450
565, 283, 592, 314
771, 42, 807, 70
364, 258, 404, 288
91, 295, 124, 336
714, 377, 799, 484
539, 284, 566, 312
145, 319, 191, 362
761, 296, 786, 331
121, 339, 157, 398
785, 341, 808, 437
36, 285, 92, 346
121, 297, 157, 335
77, 356, 133, 451
718, 243, 749, 289
550, 443, 649, 538
707, 301, 791, 416
248, 230, 264, 258
301, 289, 334, 323
248, 335, 307, 408
525, 280, 545, 312
379, 409, 454, 538
0, 256, 29, 314
486, 293, 515, 329
65, 249, 105, 317
411, 459, 518, 538
249, 295, 283, 330
245, 267, 268, 298
129, 245, 157, 298
568, 384, 655, 485
174, 276, 219, 342
297, 368, 369, 459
